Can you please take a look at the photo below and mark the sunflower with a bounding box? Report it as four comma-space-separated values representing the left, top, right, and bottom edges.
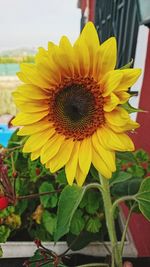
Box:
12, 22, 141, 186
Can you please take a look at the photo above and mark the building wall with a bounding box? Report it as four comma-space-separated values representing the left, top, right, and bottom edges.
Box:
133, 29, 150, 153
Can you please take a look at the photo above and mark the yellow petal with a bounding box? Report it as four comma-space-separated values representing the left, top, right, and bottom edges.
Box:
101, 70, 123, 97
115, 91, 130, 104
75, 164, 87, 187
36, 63, 59, 86
47, 42, 61, 79
17, 120, 51, 136
13, 95, 49, 113
35, 47, 48, 63
78, 22, 100, 75
65, 141, 80, 185
92, 132, 116, 172
79, 137, 92, 175
20, 63, 50, 89
80, 22, 100, 50
52, 46, 73, 78
100, 37, 117, 76
79, 22, 100, 72
107, 119, 139, 133
12, 111, 48, 126
59, 36, 79, 76
92, 147, 112, 178
35, 48, 61, 86
114, 69, 141, 92
105, 107, 130, 126
31, 148, 41, 161
23, 128, 55, 152
36, 46, 61, 85
74, 38, 90, 76
17, 72, 31, 83
92, 47, 101, 80
59, 36, 73, 51
35, 48, 55, 83
104, 93, 119, 112
97, 126, 134, 151
41, 134, 65, 164
15, 84, 49, 100
48, 41, 57, 54
49, 139, 74, 173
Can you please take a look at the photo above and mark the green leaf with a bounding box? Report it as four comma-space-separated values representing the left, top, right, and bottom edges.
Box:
7, 129, 23, 148
111, 181, 128, 197
39, 182, 58, 208
90, 165, 99, 181
54, 184, 85, 241
128, 179, 142, 195
120, 59, 133, 69
136, 177, 150, 220
15, 199, 28, 215
15, 152, 28, 172
42, 210, 56, 235
0, 206, 15, 219
67, 231, 101, 251
15, 177, 29, 195
111, 178, 141, 197
121, 102, 145, 114
85, 190, 100, 214
116, 151, 136, 162
110, 171, 132, 186
86, 217, 102, 233
70, 209, 85, 235
134, 149, 150, 162
30, 224, 51, 241
56, 169, 67, 185
29, 160, 41, 182
79, 193, 88, 209
0, 226, 10, 242
128, 165, 145, 178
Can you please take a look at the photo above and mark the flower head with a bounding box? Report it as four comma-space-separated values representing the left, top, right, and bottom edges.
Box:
12, 22, 141, 186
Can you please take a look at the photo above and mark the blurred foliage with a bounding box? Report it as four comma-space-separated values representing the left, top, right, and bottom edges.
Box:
0, 55, 35, 64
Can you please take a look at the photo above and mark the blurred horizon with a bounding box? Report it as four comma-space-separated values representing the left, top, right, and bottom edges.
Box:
0, 0, 80, 52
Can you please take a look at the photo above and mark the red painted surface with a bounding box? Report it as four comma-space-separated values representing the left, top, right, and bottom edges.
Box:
79, 0, 95, 22
122, 203, 150, 257
80, 0, 87, 13
89, 0, 95, 22
124, 30, 150, 257
133, 30, 150, 153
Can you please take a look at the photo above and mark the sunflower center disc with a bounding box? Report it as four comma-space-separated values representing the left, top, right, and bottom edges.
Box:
50, 77, 105, 140
57, 84, 95, 122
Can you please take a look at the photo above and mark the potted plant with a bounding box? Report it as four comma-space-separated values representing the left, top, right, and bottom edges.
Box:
1, 130, 150, 266
1, 22, 150, 267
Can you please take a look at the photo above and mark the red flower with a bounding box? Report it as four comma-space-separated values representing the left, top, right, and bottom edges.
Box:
0, 196, 9, 210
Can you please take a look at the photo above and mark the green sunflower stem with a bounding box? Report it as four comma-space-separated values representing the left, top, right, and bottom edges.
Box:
99, 174, 122, 267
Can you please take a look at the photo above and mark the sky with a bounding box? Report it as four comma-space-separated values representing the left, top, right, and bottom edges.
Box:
0, 0, 81, 51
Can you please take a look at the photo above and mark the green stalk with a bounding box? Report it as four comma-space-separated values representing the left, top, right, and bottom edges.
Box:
120, 203, 135, 255
99, 174, 122, 267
